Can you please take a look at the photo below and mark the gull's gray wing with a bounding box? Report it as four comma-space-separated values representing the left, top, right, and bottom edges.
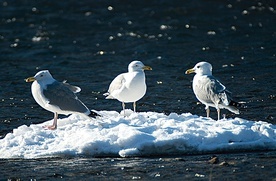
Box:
104, 73, 126, 99
209, 76, 231, 105
62, 80, 81, 93
194, 75, 228, 105
43, 81, 89, 113
194, 75, 240, 114
208, 75, 226, 94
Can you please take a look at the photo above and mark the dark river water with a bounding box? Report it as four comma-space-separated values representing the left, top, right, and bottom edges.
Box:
0, 0, 275, 180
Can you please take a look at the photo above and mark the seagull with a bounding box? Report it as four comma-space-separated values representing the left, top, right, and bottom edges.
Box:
104, 61, 152, 116
185, 61, 242, 120
25, 70, 99, 130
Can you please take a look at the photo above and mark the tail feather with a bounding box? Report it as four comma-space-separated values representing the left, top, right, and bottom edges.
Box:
225, 100, 244, 115
225, 105, 240, 114
103, 92, 109, 96
103, 92, 114, 99
220, 91, 244, 115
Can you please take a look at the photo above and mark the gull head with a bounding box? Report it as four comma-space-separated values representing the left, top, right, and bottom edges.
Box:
25, 70, 54, 83
185, 61, 212, 76
128, 60, 152, 72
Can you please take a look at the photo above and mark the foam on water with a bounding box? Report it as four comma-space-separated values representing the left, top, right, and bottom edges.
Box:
0, 111, 275, 159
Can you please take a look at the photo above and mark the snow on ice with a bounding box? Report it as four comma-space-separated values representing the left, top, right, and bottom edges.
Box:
0, 111, 275, 159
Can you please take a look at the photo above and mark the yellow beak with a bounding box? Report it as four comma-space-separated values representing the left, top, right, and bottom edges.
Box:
185, 68, 195, 74
25, 77, 36, 82
143, 65, 152, 71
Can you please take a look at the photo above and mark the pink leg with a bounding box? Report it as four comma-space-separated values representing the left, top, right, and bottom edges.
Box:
133, 102, 136, 112
122, 102, 126, 117
206, 107, 210, 118
217, 109, 220, 120
43, 112, 58, 130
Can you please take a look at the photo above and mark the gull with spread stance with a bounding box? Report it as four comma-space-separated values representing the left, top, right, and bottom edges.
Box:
185, 61, 242, 120
104, 61, 152, 116
25, 70, 99, 130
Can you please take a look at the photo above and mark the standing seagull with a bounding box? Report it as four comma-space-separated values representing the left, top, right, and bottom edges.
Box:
25, 70, 99, 130
185, 61, 241, 120
104, 61, 152, 116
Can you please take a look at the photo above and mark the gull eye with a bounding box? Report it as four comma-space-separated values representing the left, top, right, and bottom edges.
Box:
197, 66, 200, 68
40, 74, 43, 77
